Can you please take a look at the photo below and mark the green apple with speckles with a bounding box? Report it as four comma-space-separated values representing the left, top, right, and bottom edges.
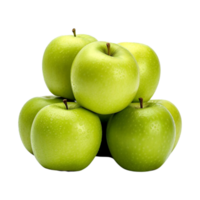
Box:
106, 98, 175, 172
43, 28, 97, 99
31, 100, 102, 171
119, 42, 160, 102
149, 99, 182, 151
18, 96, 63, 154
71, 41, 139, 114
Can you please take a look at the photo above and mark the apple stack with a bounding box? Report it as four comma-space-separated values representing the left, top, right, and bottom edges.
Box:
18, 29, 182, 172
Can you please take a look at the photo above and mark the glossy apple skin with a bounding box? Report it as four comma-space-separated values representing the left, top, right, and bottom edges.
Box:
106, 102, 175, 172
18, 96, 63, 154
119, 42, 160, 102
149, 100, 182, 150
71, 41, 139, 114
31, 102, 102, 171
42, 34, 97, 99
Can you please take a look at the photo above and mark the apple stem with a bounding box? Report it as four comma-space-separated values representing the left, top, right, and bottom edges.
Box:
63, 99, 68, 109
139, 98, 143, 108
106, 43, 111, 56
72, 28, 76, 37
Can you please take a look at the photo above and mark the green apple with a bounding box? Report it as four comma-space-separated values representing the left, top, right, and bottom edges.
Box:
18, 96, 63, 154
42, 28, 97, 99
31, 100, 102, 171
149, 99, 182, 150
119, 42, 160, 102
71, 42, 139, 114
106, 98, 175, 172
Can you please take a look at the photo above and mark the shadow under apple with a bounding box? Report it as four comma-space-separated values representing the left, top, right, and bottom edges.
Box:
96, 121, 112, 158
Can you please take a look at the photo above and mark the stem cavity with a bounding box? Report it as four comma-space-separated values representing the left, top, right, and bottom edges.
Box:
139, 98, 143, 108
63, 99, 68, 109
72, 28, 76, 37
106, 43, 111, 56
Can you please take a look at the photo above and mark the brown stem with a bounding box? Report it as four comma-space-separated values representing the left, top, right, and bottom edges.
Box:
72, 28, 76, 37
106, 43, 110, 56
139, 98, 143, 108
63, 99, 68, 109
